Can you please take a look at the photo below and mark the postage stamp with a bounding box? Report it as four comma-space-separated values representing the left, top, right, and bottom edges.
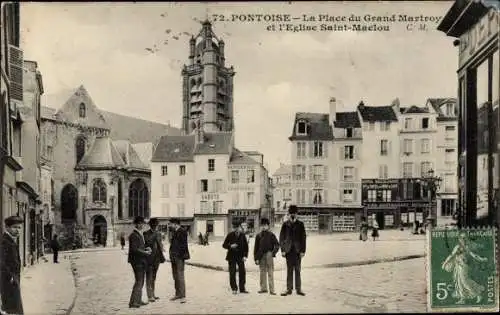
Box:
427, 227, 499, 312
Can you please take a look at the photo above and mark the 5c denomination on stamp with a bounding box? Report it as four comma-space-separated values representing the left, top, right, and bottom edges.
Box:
427, 227, 499, 313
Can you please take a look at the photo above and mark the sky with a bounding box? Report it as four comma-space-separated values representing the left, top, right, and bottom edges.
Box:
20, 1, 459, 174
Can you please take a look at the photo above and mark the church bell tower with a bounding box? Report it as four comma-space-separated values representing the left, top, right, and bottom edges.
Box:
181, 20, 235, 135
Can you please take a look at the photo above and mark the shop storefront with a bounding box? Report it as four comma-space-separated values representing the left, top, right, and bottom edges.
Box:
362, 178, 435, 229
296, 206, 363, 233
438, 1, 499, 227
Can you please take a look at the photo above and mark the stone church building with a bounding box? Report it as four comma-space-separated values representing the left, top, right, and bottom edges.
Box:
41, 85, 179, 247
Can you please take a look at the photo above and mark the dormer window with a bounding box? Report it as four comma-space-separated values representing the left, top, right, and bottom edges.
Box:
79, 103, 86, 118
297, 121, 308, 135
422, 117, 429, 129
346, 127, 353, 138
445, 103, 454, 116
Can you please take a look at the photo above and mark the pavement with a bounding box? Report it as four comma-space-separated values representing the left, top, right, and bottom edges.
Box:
183, 230, 426, 271
69, 249, 427, 314
17, 230, 427, 314
21, 255, 76, 315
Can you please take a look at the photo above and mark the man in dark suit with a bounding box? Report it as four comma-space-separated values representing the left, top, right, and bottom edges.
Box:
128, 216, 151, 308
222, 221, 249, 295
169, 218, 189, 304
0, 216, 24, 314
50, 235, 60, 263
279, 205, 306, 296
144, 218, 165, 302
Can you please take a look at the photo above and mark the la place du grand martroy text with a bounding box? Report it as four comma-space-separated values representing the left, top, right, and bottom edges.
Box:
211, 13, 443, 32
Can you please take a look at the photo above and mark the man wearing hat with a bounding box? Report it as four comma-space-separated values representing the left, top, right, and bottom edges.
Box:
128, 216, 152, 308
279, 205, 306, 296
254, 217, 279, 295
144, 218, 166, 302
0, 216, 24, 314
222, 220, 249, 294
168, 218, 189, 304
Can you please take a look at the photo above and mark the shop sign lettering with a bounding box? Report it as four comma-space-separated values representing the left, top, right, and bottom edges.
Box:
459, 9, 499, 67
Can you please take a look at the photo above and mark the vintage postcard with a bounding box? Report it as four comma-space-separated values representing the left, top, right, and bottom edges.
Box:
1, 1, 499, 314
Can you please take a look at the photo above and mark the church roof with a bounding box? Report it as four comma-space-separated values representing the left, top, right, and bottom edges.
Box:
132, 142, 154, 168
76, 136, 125, 170
152, 132, 233, 163
112, 140, 149, 170
40, 85, 181, 144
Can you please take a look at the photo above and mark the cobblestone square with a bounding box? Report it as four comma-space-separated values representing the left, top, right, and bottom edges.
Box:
66, 236, 427, 314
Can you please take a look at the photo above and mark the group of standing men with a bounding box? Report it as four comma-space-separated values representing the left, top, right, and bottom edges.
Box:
127, 216, 189, 308
222, 205, 307, 296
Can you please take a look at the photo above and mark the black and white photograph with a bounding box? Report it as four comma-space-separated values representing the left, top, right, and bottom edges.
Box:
0, 1, 499, 314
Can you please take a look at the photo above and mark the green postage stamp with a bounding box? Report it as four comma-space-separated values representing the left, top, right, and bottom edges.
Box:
427, 227, 499, 312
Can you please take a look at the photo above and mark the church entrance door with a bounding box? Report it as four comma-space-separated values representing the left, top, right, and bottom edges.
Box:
92, 215, 107, 246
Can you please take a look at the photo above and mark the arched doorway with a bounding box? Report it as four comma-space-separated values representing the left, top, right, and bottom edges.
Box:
128, 179, 149, 218
61, 184, 78, 221
92, 215, 107, 246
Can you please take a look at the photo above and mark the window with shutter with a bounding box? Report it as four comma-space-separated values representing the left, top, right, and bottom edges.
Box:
339, 147, 344, 160
308, 165, 313, 181
340, 167, 344, 181
353, 189, 358, 201
9, 45, 23, 102
323, 142, 328, 157
323, 189, 328, 204
323, 166, 329, 181
309, 142, 314, 158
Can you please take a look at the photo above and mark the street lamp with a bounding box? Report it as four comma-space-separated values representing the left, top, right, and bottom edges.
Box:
423, 169, 442, 227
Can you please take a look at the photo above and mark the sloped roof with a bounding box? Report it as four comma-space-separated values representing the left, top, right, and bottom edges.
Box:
152, 135, 195, 162
76, 136, 125, 169
357, 103, 398, 122
132, 142, 153, 168
112, 140, 148, 170
289, 112, 333, 141
101, 110, 181, 144
152, 132, 233, 162
400, 106, 430, 114
333, 111, 361, 128
194, 132, 233, 155
229, 148, 259, 165
41, 106, 57, 120
273, 164, 292, 176
427, 98, 457, 115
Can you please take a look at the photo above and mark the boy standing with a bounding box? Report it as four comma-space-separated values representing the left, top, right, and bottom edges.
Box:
254, 218, 279, 295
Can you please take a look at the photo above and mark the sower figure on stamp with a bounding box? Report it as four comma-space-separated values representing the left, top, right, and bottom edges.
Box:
144, 218, 166, 303
0, 216, 24, 315
169, 218, 190, 304
128, 216, 152, 308
254, 217, 279, 295
223, 220, 249, 295
280, 205, 306, 296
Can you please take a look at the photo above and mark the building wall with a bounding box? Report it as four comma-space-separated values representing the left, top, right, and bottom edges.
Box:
228, 163, 262, 210
41, 118, 103, 224
360, 120, 400, 179
272, 172, 292, 214
150, 161, 195, 218
332, 127, 363, 206
398, 111, 438, 179
194, 154, 231, 214
290, 140, 330, 206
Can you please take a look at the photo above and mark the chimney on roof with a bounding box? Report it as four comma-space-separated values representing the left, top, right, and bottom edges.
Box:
391, 98, 400, 113
358, 100, 365, 109
329, 97, 337, 124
